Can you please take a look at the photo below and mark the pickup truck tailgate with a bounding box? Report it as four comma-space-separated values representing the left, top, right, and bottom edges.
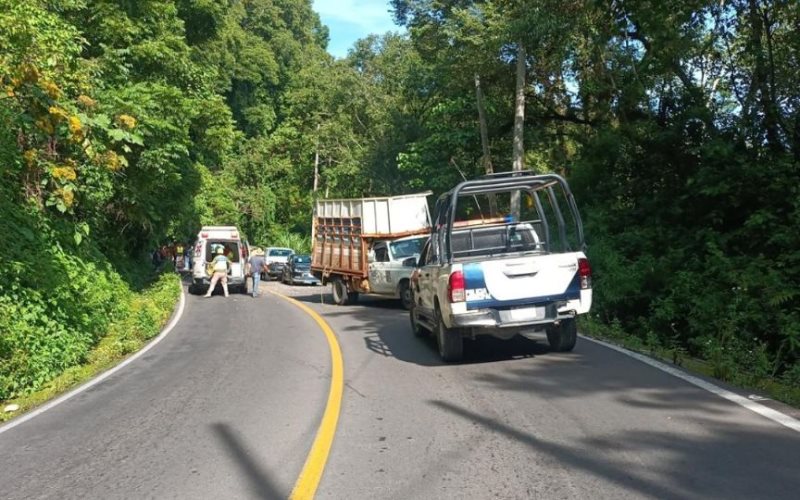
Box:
464, 253, 583, 307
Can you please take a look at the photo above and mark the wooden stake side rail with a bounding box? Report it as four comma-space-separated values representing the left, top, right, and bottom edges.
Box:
311, 216, 431, 279
311, 216, 368, 278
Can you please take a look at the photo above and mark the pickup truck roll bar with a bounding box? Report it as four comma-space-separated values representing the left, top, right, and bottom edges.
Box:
442, 172, 585, 262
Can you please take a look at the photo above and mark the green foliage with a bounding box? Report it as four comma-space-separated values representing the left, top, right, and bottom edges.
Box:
0, 0, 329, 401
0, 270, 179, 421
266, 229, 312, 255
3, 0, 799, 405
390, 0, 800, 395
0, 183, 126, 399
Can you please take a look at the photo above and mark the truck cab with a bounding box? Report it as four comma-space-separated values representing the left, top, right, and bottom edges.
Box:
368, 234, 428, 309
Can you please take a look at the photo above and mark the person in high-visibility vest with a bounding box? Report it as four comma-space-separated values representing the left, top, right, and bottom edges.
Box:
204, 247, 231, 297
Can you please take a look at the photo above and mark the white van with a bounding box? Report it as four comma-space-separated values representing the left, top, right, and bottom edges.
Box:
190, 226, 250, 294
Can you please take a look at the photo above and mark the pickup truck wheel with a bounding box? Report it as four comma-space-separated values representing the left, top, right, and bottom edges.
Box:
409, 306, 427, 338
331, 279, 348, 305
547, 318, 578, 352
436, 307, 463, 362
399, 281, 413, 310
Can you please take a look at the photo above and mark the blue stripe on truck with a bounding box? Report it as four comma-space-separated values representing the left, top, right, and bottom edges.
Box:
463, 262, 487, 290
464, 265, 581, 311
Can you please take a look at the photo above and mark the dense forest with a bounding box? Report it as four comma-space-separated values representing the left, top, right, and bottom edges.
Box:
1, 0, 798, 403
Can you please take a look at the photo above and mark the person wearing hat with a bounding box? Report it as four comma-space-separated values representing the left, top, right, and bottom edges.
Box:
204, 246, 231, 298
246, 247, 268, 298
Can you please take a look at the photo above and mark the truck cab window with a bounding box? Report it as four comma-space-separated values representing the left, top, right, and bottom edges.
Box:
418, 240, 431, 267
375, 246, 389, 262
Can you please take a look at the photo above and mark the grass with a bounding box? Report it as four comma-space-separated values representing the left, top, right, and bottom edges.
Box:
0, 272, 181, 423
578, 317, 800, 409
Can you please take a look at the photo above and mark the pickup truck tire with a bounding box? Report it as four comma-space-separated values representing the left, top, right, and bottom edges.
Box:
399, 281, 413, 310
331, 278, 349, 305
436, 307, 463, 362
547, 318, 578, 352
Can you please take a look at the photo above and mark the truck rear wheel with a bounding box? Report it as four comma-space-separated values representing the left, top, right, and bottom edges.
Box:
547, 318, 578, 352
436, 307, 463, 362
331, 278, 349, 305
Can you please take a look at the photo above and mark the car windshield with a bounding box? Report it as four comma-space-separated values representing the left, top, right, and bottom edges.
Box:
390, 237, 427, 259
293, 255, 311, 264
269, 249, 293, 257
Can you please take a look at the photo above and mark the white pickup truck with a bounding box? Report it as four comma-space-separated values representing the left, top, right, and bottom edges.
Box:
409, 172, 592, 361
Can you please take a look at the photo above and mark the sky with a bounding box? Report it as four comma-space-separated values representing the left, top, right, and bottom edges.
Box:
313, 0, 401, 58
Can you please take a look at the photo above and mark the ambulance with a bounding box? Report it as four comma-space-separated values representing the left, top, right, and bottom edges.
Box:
190, 226, 250, 294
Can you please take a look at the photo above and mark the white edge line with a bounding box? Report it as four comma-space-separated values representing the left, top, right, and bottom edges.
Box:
581, 335, 800, 433
0, 286, 187, 436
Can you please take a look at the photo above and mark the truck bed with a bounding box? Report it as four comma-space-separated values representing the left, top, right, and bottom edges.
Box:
312, 192, 432, 277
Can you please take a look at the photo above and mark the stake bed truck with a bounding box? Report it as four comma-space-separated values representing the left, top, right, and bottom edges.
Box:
311, 192, 432, 309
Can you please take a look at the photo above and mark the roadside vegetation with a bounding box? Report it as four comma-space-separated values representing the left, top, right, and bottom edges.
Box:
1, 0, 798, 410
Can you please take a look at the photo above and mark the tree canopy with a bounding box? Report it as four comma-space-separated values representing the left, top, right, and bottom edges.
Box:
1, 0, 799, 399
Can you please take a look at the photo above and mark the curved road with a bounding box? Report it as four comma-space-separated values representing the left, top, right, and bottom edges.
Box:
0, 285, 331, 499
2, 279, 799, 499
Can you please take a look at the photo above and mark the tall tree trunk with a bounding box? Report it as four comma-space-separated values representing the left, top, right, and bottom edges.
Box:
475, 73, 497, 215
511, 42, 526, 218
748, 0, 782, 153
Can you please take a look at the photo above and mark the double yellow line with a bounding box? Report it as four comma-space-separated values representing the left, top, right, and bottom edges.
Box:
270, 291, 343, 500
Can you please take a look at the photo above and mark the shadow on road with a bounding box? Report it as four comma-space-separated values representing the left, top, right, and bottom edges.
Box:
466, 340, 741, 416
287, 291, 555, 367
212, 422, 285, 500
430, 399, 800, 499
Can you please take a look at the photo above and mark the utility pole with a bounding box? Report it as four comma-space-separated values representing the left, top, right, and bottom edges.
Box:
475, 73, 497, 216
311, 123, 320, 243
511, 42, 526, 219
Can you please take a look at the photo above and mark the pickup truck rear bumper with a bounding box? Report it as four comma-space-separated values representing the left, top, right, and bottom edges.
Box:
450, 303, 571, 329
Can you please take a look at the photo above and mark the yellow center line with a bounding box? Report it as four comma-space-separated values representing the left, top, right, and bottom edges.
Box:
269, 290, 343, 500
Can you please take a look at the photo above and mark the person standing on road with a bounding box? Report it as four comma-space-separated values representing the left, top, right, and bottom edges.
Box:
247, 248, 268, 298
204, 247, 231, 298
183, 244, 192, 272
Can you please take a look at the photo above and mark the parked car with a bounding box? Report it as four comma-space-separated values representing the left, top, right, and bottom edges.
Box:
264, 247, 294, 280
281, 254, 321, 285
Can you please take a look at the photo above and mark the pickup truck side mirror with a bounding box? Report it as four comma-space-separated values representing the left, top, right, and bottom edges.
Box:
402, 257, 417, 267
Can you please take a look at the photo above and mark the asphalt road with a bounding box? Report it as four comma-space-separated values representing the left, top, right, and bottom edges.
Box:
1, 278, 799, 499
0, 282, 331, 499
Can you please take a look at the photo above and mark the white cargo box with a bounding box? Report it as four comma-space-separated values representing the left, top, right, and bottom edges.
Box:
315, 192, 432, 237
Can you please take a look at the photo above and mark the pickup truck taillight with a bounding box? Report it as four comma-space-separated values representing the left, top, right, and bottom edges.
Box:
448, 271, 465, 303
578, 258, 592, 289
